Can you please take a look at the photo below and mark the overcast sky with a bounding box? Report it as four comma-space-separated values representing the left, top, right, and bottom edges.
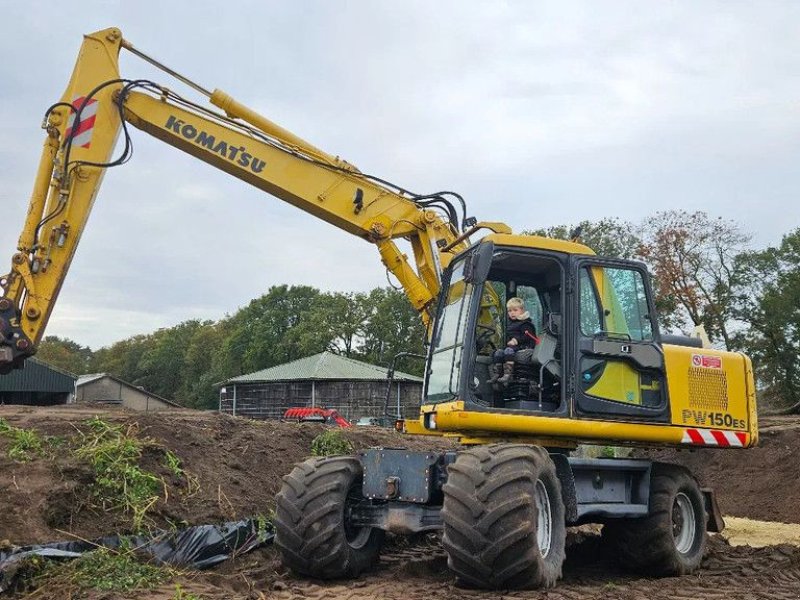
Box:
1, 2, 798, 349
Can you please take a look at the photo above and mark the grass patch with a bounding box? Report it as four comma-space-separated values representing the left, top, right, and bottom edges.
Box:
74, 417, 164, 532
26, 548, 172, 597
0, 417, 45, 462
311, 429, 353, 457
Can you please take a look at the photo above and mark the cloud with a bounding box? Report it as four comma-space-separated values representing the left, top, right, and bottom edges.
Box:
1, 2, 798, 348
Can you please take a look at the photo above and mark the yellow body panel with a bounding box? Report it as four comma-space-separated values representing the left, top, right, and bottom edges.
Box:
584, 360, 645, 405
663, 344, 756, 443
416, 397, 755, 448
484, 233, 595, 256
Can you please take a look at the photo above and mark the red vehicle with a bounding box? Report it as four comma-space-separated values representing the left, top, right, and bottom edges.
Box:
282, 407, 351, 428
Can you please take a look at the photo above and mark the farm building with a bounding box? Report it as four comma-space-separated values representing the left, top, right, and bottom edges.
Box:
218, 351, 423, 421
76, 373, 182, 411
0, 358, 76, 405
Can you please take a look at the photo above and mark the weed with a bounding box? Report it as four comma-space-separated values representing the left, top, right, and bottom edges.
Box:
600, 446, 616, 459
29, 548, 172, 595
163, 449, 201, 498
255, 511, 275, 543
74, 417, 162, 532
172, 583, 205, 600
163, 449, 184, 478
0, 418, 45, 462
311, 429, 353, 457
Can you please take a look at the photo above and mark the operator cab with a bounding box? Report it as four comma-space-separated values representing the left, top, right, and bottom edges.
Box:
472, 251, 564, 411
424, 238, 671, 424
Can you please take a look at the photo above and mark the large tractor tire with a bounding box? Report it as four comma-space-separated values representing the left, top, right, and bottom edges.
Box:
275, 456, 384, 578
441, 444, 566, 589
603, 463, 707, 576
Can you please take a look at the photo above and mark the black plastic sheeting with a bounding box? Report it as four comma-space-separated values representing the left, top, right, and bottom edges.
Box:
0, 518, 274, 593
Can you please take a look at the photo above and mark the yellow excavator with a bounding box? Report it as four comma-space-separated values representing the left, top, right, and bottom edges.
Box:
0, 28, 757, 590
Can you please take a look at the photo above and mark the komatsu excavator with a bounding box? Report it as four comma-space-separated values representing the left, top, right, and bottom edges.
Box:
0, 28, 757, 590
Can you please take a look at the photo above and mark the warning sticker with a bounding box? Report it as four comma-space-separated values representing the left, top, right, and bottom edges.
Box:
691, 354, 722, 369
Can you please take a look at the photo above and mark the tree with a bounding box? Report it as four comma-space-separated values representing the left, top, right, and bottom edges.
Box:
315, 292, 370, 357
638, 211, 750, 348
135, 320, 210, 401
359, 288, 427, 376
36, 336, 92, 375
733, 229, 800, 412
89, 334, 151, 382
222, 285, 331, 374
179, 322, 229, 409
525, 218, 642, 259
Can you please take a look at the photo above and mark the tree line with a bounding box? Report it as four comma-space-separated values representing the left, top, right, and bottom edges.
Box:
37, 286, 426, 410
37, 210, 799, 413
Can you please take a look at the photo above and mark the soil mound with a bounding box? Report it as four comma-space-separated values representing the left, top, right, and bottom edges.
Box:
0, 406, 455, 546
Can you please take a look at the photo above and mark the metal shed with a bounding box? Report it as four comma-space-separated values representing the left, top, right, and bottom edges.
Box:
218, 351, 423, 421
0, 358, 76, 405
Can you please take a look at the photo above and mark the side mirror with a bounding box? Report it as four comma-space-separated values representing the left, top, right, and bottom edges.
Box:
463, 242, 494, 284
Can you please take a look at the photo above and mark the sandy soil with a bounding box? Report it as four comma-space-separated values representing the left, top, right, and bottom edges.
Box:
724, 517, 800, 548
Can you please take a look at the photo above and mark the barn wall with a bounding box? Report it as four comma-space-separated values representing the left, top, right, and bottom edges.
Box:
77, 378, 176, 411
0, 391, 70, 405
220, 380, 422, 421
78, 378, 125, 403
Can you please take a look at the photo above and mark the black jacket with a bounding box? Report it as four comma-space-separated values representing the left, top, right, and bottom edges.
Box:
508, 317, 538, 349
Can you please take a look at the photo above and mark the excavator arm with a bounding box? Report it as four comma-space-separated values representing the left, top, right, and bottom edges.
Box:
0, 27, 508, 371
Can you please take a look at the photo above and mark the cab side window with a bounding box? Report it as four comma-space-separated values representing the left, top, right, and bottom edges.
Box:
579, 266, 653, 341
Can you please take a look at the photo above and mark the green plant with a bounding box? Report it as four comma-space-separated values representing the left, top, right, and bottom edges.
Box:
311, 429, 353, 457
0, 418, 45, 462
163, 449, 184, 478
172, 583, 205, 600
74, 418, 162, 532
30, 548, 171, 594
255, 511, 275, 543
600, 446, 616, 459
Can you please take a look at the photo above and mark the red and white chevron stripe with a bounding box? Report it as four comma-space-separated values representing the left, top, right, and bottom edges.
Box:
64, 96, 99, 149
681, 428, 747, 447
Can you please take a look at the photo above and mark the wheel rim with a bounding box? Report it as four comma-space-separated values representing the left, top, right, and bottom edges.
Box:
672, 492, 696, 554
534, 478, 553, 558
344, 483, 372, 549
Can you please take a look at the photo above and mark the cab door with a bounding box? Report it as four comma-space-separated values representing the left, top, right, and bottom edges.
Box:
571, 258, 670, 421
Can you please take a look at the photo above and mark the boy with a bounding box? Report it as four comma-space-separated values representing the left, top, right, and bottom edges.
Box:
488, 297, 538, 386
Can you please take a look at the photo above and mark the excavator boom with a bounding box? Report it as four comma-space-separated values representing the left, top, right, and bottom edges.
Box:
0, 27, 504, 371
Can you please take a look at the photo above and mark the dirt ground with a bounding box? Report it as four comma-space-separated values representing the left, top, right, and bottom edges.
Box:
1, 405, 799, 599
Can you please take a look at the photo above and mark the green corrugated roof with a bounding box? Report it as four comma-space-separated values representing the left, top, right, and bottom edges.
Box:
225, 352, 423, 384
0, 357, 77, 393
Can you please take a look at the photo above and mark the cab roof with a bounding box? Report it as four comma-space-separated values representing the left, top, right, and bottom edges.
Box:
483, 233, 596, 256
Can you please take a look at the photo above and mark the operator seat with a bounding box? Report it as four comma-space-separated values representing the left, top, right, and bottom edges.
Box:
530, 329, 560, 378
505, 313, 561, 412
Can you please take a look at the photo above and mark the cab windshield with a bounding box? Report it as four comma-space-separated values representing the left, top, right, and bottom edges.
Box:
425, 260, 474, 403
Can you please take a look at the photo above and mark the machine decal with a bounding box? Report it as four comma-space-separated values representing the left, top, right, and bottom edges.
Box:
681, 409, 745, 429
691, 354, 722, 369
681, 427, 747, 447
65, 96, 99, 149
164, 115, 266, 173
